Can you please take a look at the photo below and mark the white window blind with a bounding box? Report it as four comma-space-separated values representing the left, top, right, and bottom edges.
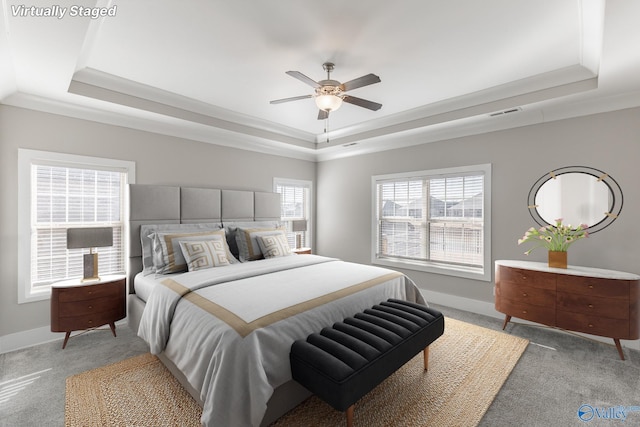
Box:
31, 164, 126, 288
373, 164, 491, 280
275, 179, 311, 249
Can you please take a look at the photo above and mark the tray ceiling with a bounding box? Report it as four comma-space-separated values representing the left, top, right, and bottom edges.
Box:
1, 0, 640, 160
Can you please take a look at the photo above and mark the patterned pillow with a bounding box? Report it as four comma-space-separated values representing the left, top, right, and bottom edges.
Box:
140, 223, 222, 275
150, 229, 237, 274
235, 227, 284, 262
179, 240, 231, 271
257, 233, 292, 259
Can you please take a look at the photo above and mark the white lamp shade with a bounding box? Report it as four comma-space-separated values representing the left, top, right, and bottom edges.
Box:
315, 94, 342, 112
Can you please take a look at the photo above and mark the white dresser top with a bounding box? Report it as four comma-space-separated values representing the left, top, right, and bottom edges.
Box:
495, 260, 640, 281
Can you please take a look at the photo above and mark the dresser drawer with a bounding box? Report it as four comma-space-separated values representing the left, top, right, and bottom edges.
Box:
557, 311, 629, 339
497, 266, 555, 290
495, 298, 555, 326
557, 292, 628, 320
556, 275, 629, 299
497, 283, 555, 307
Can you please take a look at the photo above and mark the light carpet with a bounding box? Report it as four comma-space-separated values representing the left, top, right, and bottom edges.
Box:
65, 317, 528, 426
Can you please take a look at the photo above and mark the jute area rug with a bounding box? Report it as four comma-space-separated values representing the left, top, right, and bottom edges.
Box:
65, 317, 528, 427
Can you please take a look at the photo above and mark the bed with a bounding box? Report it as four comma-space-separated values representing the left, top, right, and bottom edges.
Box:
126, 184, 426, 426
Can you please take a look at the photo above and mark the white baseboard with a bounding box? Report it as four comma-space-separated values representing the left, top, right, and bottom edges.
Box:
420, 288, 640, 352
0, 319, 129, 354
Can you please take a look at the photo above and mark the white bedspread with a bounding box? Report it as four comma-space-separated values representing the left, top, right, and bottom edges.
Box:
138, 255, 425, 426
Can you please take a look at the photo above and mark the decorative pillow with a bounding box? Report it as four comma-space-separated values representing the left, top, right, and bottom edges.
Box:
179, 240, 231, 271
234, 227, 284, 262
140, 223, 222, 275
223, 221, 281, 258
149, 229, 237, 274
257, 233, 292, 259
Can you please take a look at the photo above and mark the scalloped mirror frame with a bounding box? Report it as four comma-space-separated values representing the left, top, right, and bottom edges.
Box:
527, 166, 623, 234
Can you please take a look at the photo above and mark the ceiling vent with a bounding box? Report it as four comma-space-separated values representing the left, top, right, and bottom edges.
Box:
489, 107, 522, 117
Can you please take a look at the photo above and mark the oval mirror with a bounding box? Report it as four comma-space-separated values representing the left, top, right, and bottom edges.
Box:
527, 166, 623, 234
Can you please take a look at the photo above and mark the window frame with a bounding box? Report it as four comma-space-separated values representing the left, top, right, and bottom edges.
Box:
17, 149, 136, 303
273, 177, 313, 250
371, 164, 491, 281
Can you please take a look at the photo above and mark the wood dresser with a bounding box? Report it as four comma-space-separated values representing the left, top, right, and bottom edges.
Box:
51, 275, 126, 349
495, 260, 640, 360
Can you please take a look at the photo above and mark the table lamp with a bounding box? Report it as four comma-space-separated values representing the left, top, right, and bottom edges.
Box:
67, 227, 113, 282
291, 219, 307, 249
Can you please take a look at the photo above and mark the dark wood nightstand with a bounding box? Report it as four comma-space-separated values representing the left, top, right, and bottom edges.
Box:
293, 247, 312, 255
50, 275, 126, 349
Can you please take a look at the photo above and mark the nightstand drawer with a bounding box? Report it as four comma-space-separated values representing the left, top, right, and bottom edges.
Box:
55, 310, 125, 332
57, 295, 123, 317
56, 279, 125, 302
557, 292, 628, 320
557, 311, 629, 338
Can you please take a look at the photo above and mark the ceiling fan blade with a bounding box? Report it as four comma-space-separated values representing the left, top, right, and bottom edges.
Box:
343, 95, 382, 111
340, 73, 381, 92
270, 94, 313, 104
317, 109, 329, 120
286, 71, 321, 88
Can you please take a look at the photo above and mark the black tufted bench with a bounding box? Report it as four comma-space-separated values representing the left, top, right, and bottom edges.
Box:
290, 299, 444, 427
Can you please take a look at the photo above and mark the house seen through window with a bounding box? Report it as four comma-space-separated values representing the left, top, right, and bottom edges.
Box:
372, 164, 491, 281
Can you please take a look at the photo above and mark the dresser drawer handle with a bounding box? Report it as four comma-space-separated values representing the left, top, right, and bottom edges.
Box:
522, 310, 528, 314
588, 285, 594, 289
522, 293, 528, 297
588, 304, 594, 308
88, 320, 93, 324
588, 323, 594, 328
521, 276, 527, 280
88, 305, 93, 309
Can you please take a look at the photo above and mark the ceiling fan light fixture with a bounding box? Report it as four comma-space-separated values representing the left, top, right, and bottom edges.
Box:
315, 94, 343, 112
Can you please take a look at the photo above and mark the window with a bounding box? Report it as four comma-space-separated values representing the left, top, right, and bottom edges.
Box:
372, 164, 491, 281
274, 178, 312, 249
18, 150, 135, 303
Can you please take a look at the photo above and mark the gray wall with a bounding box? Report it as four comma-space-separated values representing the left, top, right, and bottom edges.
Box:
316, 107, 640, 305
0, 105, 316, 337
2, 104, 639, 342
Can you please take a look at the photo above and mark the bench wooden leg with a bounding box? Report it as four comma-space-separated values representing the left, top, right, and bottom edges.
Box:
346, 405, 354, 427
423, 346, 429, 371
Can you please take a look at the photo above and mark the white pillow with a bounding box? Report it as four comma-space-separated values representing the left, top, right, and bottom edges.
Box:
257, 233, 292, 259
179, 240, 231, 271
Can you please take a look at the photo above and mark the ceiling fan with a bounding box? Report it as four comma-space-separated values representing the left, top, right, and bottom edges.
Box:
270, 62, 382, 120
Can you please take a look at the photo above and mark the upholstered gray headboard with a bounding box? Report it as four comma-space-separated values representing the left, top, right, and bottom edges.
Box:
127, 184, 281, 291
